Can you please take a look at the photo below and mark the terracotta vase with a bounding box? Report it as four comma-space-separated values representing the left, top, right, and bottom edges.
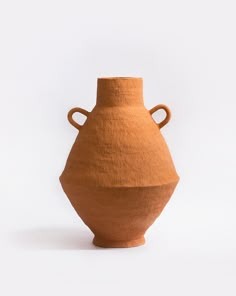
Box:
60, 77, 179, 248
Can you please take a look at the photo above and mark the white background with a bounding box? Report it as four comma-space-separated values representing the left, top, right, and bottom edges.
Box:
0, 0, 236, 295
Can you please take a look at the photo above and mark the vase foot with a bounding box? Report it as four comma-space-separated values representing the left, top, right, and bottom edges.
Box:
93, 236, 145, 248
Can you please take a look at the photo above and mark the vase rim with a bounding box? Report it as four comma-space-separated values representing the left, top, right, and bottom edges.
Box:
98, 77, 142, 80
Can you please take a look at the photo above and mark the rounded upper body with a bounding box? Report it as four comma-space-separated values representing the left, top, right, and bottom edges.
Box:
60, 78, 179, 188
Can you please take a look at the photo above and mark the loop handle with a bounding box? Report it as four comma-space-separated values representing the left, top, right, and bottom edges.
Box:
68, 107, 90, 130
149, 104, 171, 128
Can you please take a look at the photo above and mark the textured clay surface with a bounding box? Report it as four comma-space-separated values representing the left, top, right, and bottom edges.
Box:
60, 77, 179, 248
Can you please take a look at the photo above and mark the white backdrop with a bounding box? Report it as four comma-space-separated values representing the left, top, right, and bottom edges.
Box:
0, 0, 236, 295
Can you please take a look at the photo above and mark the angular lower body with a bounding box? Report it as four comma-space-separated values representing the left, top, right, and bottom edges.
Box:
60, 181, 179, 248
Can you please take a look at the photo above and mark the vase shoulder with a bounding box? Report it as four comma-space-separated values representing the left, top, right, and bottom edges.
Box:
60, 105, 179, 187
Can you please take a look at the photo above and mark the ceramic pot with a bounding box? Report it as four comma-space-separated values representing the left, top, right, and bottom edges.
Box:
60, 77, 179, 248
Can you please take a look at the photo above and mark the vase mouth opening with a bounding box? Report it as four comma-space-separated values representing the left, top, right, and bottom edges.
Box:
98, 77, 142, 81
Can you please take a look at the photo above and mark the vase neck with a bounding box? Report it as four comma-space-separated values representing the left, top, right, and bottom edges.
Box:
96, 77, 144, 107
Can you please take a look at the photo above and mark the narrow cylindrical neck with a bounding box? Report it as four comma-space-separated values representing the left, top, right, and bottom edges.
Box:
96, 77, 143, 107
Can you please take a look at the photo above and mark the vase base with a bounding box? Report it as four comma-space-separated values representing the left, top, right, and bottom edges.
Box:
93, 236, 145, 248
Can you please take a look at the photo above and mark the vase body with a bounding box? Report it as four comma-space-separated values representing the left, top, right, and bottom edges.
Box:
60, 77, 179, 248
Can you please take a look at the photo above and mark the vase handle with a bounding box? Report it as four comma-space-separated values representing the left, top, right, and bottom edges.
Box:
68, 107, 90, 130
149, 104, 171, 129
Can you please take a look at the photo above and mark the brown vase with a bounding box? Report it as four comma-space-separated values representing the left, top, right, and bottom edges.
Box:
60, 77, 179, 248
